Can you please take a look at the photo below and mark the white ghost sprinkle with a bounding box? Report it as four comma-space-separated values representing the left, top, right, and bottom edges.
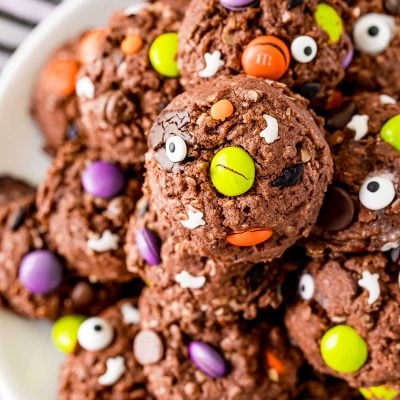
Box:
87, 230, 119, 252
98, 356, 126, 386
346, 114, 369, 140
358, 271, 380, 305
180, 206, 205, 229
379, 94, 397, 105
260, 114, 280, 144
124, 2, 150, 15
175, 271, 206, 289
121, 303, 140, 325
198, 51, 225, 78
381, 241, 400, 252
76, 77, 95, 99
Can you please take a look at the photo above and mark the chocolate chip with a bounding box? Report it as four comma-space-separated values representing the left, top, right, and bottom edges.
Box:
11, 206, 25, 231
385, 0, 400, 14
67, 123, 79, 140
246, 263, 266, 291
317, 186, 355, 231
287, 0, 304, 9
71, 282, 95, 308
271, 164, 304, 188
297, 82, 320, 99
326, 102, 356, 131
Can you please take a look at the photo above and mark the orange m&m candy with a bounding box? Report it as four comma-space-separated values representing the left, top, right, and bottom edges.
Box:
78, 28, 106, 65
225, 227, 273, 247
45, 59, 79, 97
242, 35, 290, 80
211, 99, 234, 120
265, 351, 285, 374
121, 34, 144, 55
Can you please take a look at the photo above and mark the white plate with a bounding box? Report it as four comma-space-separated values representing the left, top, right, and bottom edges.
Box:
0, 1, 140, 399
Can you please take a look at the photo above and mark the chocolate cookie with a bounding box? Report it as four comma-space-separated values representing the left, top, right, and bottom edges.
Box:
139, 288, 302, 400
31, 39, 83, 155
142, 75, 332, 266
285, 252, 400, 389
58, 299, 150, 400
37, 139, 142, 282
0, 176, 34, 207
0, 194, 121, 320
178, 0, 351, 105
347, 0, 400, 97
310, 92, 400, 256
77, 1, 182, 166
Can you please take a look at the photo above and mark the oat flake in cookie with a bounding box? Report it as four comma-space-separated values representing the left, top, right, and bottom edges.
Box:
347, 0, 400, 97
0, 193, 121, 320
310, 92, 400, 256
77, 1, 182, 166
37, 139, 142, 282
178, 0, 351, 106
138, 288, 302, 400
285, 252, 400, 389
144, 75, 332, 265
58, 299, 150, 400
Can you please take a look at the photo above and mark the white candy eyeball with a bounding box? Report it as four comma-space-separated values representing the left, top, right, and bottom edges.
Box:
359, 176, 396, 211
299, 273, 315, 300
290, 36, 318, 63
353, 13, 395, 55
77, 317, 114, 352
165, 136, 187, 163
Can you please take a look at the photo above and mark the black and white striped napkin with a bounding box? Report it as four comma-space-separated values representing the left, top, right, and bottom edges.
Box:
0, 0, 62, 70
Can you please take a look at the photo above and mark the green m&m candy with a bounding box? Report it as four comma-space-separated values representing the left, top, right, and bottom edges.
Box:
320, 325, 368, 373
52, 315, 86, 353
210, 146, 255, 197
360, 385, 399, 400
381, 114, 400, 152
314, 3, 343, 44
149, 32, 180, 78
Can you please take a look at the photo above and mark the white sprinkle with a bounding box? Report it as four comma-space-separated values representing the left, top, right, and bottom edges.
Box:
175, 270, 206, 289
259, 114, 280, 144
346, 114, 369, 140
76, 76, 95, 99
379, 94, 397, 105
198, 51, 225, 78
134, 330, 163, 366
381, 241, 400, 252
124, 2, 150, 15
98, 356, 126, 386
358, 271, 380, 305
121, 303, 140, 325
87, 230, 119, 252
180, 206, 205, 230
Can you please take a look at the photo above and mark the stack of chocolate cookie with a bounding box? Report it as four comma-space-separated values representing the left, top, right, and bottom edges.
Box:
5, 0, 397, 398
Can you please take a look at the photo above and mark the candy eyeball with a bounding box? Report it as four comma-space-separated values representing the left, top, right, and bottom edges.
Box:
165, 136, 187, 163
290, 36, 318, 63
299, 273, 315, 300
353, 13, 395, 55
359, 176, 396, 211
77, 317, 114, 351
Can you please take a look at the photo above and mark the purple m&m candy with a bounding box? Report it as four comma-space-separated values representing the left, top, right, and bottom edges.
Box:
342, 35, 354, 69
82, 161, 125, 199
219, 0, 258, 11
19, 250, 63, 294
189, 341, 227, 379
136, 228, 161, 266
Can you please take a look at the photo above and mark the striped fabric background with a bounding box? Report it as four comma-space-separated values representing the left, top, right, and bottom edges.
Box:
0, 0, 62, 71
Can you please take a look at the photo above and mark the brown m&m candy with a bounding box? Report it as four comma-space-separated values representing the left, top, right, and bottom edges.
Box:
317, 186, 354, 231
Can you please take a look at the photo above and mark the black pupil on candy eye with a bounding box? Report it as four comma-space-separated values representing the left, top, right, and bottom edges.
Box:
367, 181, 379, 192
368, 26, 379, 36
304, 46, 312, 56
94, 325, 102, 332
169, 142, 176, 153
300, 284, 305, 292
